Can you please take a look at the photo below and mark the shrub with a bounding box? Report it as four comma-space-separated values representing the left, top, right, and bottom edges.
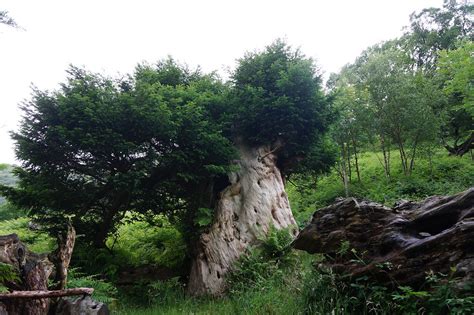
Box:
227, 226, 296, 293
67, 268, 118, 304
0, 217, 54, 253
0, 262, 20, 293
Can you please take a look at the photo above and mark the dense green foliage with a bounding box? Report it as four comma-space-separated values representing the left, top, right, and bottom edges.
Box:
0, 1, 472, 314
0, 262, 19, 292
0, 217, 54, 253
1, 41, 333, 252
326, 0, 473, 193
288, 149, 474, 225
231, 40, 333, 175
1, 62, 235, 247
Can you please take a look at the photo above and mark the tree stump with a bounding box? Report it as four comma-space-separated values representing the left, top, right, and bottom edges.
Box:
0, 225, 89, 315
293, 188, 474, 290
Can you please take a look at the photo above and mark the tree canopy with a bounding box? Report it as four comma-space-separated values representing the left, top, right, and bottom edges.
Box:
1, 42, 334, 247
231, 40, 333, 176
1, 61, 235, 246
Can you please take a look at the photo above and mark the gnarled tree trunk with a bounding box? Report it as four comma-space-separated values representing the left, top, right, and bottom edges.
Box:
188, 144, 297, 296
0, 225, 80, 315
0, 234, 53, 315
293, 188, 474, 290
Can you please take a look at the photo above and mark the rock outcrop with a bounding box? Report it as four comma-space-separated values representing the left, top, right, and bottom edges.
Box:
293, 188, 474, 290
188, 144, 297, 296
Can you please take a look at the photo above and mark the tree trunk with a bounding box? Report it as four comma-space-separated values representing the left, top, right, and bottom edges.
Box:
187, 144, 297, 296
346, 143, 352, 183
444, 132, 474, 156
293, 188, 474, 291
351, 137, 361, 182
0, 234, 53, 315
0, 225, 86, 315
381, 136, 391, 179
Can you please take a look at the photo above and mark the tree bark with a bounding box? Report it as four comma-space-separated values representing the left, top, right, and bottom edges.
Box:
187, 144, 297, 296
444, 131, 474, 156
0, 288, 93, 299
0, 225, 87, 315
293, 188, 474, 290
0, 234, 53, 315
49, 224, 76, 290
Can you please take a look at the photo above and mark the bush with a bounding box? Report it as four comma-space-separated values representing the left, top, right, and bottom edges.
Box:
227, 226, 296, 293
0, 217, 54, 253
0, 202, 26, 220
301, 258, 474, 315
108, 216, 186, 269
71, 215, 187, 281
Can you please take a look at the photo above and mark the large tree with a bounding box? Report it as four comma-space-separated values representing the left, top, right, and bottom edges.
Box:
1, 62, 235, 248
405, 0, 473, 72
1, 41, 333, 295
187, 40, 333, 295
404, 0, 473, 155
436, 41, 474, 156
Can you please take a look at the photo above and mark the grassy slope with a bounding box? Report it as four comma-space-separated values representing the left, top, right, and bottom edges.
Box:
288, 149, 474, 225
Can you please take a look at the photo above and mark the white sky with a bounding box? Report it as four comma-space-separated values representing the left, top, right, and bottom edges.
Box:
0, 0, 443, 164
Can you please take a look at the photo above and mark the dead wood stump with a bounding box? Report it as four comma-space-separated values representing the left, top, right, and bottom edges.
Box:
293, 188, 474, 290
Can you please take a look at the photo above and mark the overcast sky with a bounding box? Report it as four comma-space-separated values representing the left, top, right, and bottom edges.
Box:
0, 0, 443, 164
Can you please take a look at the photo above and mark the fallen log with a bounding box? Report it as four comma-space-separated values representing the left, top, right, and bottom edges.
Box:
0, 288, 94, 299
293, 187, 474, 290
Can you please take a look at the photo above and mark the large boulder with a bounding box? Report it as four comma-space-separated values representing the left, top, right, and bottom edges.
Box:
293, 188, 474, 290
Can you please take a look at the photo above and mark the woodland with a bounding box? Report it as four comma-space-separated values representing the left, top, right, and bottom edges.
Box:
0, 1, 473, 314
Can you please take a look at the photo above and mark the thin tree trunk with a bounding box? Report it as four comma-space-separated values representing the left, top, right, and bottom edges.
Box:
408, 136, 419, 175
351, 137, 361, 182
346, 143, 352, 183
381, 135, 391, 179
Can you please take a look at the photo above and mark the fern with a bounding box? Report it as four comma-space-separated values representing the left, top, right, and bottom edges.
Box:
0, 262, 19, 292
67, 268, 118, 303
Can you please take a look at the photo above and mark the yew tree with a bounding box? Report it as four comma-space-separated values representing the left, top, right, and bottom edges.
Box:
1, 62, 235, 247
231, 40, 333, 176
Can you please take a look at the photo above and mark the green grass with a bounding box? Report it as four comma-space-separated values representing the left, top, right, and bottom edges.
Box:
288, 149, 474, 225
0, 217, 54, 253
116, 252, 315, 315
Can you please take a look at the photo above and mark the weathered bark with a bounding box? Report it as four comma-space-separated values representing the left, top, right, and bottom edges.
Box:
0, 234, 53, 315
293, 188, 474, 290
188, 144, 297, 296
49, 224, 76, 290
0, 288, 94, 299
0, 225, 94, 315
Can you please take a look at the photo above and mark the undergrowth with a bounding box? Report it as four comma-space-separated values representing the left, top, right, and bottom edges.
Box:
288, 149, 474, 225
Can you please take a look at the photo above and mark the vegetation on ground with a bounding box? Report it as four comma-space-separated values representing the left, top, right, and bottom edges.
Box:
0, 0, 472, 313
